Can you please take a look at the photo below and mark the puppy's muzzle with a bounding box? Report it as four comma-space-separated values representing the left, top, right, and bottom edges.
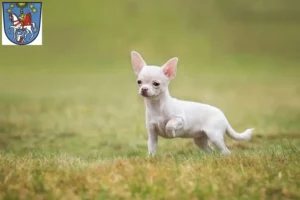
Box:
141, 87, 148, 97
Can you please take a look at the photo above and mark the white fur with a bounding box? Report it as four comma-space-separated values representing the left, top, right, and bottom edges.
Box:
130, 51, 254, 156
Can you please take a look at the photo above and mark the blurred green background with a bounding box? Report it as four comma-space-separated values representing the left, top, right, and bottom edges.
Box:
1, 0, 300, 67
0, 0, 300, 156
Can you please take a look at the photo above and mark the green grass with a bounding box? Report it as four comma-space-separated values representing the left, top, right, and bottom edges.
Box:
0, 146, 299, 200
0, 57, 300, 199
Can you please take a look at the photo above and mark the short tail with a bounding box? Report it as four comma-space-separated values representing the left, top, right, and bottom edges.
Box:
226, 124, 254, 141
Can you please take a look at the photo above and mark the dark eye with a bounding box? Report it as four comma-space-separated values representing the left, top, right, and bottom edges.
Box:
137, 80, 142, 84
153, 81, 160, 86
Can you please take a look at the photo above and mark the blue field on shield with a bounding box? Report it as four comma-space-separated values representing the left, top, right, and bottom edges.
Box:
2, 2, 42, 45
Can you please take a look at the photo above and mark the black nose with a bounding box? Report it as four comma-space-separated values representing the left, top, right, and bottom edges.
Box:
141, 88, 148, 92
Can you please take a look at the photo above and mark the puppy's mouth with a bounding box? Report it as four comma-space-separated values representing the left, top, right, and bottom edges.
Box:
141, 92, 149, 97
140, 91, 152, 97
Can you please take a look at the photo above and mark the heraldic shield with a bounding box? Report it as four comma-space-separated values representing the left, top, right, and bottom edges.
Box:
2, 2, 42, 45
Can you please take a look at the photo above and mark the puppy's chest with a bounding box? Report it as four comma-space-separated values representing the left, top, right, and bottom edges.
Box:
147, 107, 175, 137
149, 115, 171, 137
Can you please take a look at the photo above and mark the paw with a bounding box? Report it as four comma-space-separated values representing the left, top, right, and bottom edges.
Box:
221, 150, 231, 155
172, 130, 176, 137
165, 125, 176, 138
148, 152, 156, 157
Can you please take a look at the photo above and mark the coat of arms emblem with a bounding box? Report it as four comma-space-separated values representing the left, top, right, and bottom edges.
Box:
2, 2, 42, 45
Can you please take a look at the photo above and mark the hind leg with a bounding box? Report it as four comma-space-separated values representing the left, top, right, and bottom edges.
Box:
193, 135, 214, 153
206, 131, 231, 155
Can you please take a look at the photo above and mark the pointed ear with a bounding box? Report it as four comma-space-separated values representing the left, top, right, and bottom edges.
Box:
162, 57, 178, 80
131, 51, 146, 75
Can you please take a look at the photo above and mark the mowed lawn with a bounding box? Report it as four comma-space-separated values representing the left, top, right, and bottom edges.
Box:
0, 57, 300, 199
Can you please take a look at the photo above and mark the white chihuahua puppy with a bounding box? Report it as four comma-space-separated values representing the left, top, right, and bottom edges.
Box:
130, 51, 254, 156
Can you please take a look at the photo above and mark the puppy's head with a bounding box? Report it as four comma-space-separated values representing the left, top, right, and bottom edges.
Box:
130, 51, 178, 98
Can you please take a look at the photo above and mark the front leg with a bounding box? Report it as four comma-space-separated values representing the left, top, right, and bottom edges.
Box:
165, 117, 184, 138
147, 123, 158, 157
